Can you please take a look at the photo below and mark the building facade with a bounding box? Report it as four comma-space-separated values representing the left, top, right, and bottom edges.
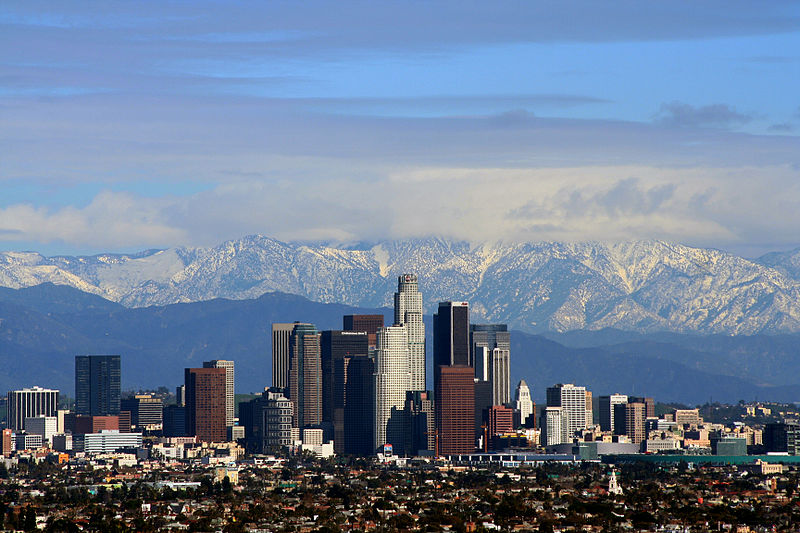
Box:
374, 325, 410, 451
241, 388, 294, 454
599, 394, 628, 433
343, 356, 375, 456
546, 383, 588, 444
120, 394, 164, 432
75, 355, 121, 416
185, 367, 227, 443
394, 274, 426, 391
541, 406, 564, 447
321, 330, 369, 430
433, 301, 470, 367
434, 365, 475, 455
203, 360, 235, 427
470, 324, 511, 406
288, 323, 322, 429
271, 323, 295, 390
404, 390, 435, 456
616, 401, 646, 444
515, 380, 534, 426
342, 314, 384, 351
6, 386, 59, 431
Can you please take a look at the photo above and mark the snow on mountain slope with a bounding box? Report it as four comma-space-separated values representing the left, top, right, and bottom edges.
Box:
2, 235, 800, 334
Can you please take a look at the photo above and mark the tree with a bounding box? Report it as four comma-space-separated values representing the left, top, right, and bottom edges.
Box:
221, 476, 233, 495
23, 507, 36, 532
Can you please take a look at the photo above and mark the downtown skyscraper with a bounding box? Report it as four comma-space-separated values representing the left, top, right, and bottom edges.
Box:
470, 324, 511, 406
203, 360, 234, 428
75, 355, 121, 417
434, 301, 475, 455
373, 325, 411, 450
288, 323, 322, 429
546, 383, 588, 444
185, 367, 227, 443
394, 274, 426, 391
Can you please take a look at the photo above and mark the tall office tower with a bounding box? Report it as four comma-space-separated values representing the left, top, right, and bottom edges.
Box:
374, 325, 411, 450
271, 323, 296, 390
599, 394, 628, 432
6, 387, 59, 431
404, 390, 435, 456
185, 367, 227, 442
629, 396, 655, 419
470, 324, 511, 406
435, 365, 475, 455
394, 274, 426, 391
585, 390, 593, 427
120, 394, 163, 431
343, 315, 384, 350
333, 351, 373, 454
540, 407, 564, 447
75, 355, 121, 416
288, 323, 322, 429
343, 356, 375, 455
321, 330, 369, 427
546, 383, 588, 443
203, 360, 235, 427
434, 301, 470, 367
515, 380, 533, 426
615, 402, 646, 444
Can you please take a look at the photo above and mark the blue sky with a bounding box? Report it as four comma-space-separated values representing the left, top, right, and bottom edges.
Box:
1, 1, 799, 256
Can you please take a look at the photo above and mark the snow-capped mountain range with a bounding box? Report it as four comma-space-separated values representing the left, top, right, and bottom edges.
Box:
3, 235, 800, 334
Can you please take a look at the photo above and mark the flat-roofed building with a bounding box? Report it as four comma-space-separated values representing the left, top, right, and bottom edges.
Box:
7, 387, 59, 431
185, 367, 227, 443
435, 365, 475, 455
203, 360, 235, 427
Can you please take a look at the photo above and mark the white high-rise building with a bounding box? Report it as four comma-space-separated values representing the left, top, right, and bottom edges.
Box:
541, 407, 563, 447
546, 383, 588, 443
374, 325, 411, 450
203, 360, 235, 427
394, 274, 426, 391
7, 387, 59, 431
515, 380, 533, 425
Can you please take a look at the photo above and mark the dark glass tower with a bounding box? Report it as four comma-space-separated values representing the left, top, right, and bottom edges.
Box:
321, 330, 369, 425
75, 355, 121, 416
433, 301, 470, 367
342, 356, 375, 456
433, 301, 474, 455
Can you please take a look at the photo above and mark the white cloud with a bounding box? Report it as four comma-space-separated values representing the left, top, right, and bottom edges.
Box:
2, 165, 798, 254
0, 191, 187, 248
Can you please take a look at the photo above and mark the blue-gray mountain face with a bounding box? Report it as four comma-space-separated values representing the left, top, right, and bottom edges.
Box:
2, 235, 800, 334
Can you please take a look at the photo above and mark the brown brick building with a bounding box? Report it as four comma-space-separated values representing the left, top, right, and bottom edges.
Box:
435, 365, 475, 455
185, 367, 227, 443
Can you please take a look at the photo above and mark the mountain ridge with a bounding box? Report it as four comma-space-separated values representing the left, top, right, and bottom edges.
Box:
2, 235, 800, 334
